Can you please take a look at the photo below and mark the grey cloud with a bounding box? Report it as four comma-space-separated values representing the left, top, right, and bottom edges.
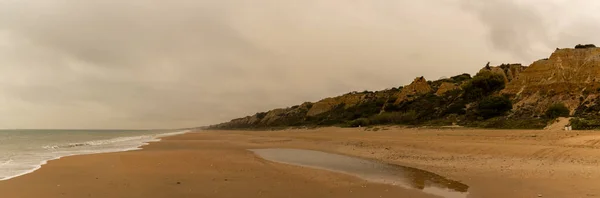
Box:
0, 0, 599, 129
461, 0, 552, 60
461, 0, 600, 61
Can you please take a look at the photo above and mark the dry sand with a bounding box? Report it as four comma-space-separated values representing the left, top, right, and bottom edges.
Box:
1, 127, 600, 198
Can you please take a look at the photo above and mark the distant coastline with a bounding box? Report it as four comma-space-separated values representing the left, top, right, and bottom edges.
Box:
0, 129, 189, 181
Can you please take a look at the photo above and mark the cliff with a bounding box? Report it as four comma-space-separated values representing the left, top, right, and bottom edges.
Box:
209, 45, 600, 130
209, 74, 472, 129
306, 93, 367, 116
394, 77, 433, 104
436, 82, 459, 96
502, 47, 600, 117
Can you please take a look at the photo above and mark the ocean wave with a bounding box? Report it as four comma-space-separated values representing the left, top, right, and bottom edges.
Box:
0, 159, 12, 166
2, 130, 190, 181
43, 135, 153, 150
42, 130, 190, 150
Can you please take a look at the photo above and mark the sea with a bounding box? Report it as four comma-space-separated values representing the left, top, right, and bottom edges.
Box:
0, 129, 189, 181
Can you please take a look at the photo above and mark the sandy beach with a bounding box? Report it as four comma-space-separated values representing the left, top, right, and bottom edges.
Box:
1, 127, 600, 198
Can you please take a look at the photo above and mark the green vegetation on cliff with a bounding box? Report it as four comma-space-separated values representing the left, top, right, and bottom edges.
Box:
545, 103, 570, 119
208, 45, 600, 130
209, 70, 549, 130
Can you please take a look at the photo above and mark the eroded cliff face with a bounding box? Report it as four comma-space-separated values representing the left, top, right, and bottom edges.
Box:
503, 47, 600, 116
211, 102, 314, 128
436, 82, 459, 96
210, 75, 469, 129
223, 115, 261, 128
210, 46, 600, 129
394, 77, 433, 104
306, 93, 366, 116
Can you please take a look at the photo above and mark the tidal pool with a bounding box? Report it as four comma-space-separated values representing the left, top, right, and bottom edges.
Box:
250, 148, 469, 198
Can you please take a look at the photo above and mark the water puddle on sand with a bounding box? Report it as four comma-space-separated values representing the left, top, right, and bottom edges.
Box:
250, 148, 469, 198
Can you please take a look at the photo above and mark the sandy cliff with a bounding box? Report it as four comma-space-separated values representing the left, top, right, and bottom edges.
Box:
502, 47, 600, 117
210, 45, 600, 129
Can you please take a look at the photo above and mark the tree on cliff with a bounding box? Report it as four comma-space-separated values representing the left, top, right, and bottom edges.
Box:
545, 103, 570, 119
476, 96, 512, 119
461, 72, 506, 101
575, 44, 596, 49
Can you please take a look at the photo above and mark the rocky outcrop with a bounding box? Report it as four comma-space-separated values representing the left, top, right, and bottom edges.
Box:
394, 77, 433, 104
436, 82, 459, 96
304, 88, 404, 117
259, 108, 288, 125
502, 47, 600, 116
306, 93, 366, 116
479, 63, 526, 83
258, 102, 314, 125
221, 114, 261, 128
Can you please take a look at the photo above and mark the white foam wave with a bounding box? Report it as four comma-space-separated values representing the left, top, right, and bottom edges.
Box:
43, 130, 190, 151
0, 129, 190, 181
43, 135, 155, 150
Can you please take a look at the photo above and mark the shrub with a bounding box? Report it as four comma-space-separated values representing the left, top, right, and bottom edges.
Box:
464, 117, 548, 129
305, 103, 313, 109
583, 89, 591, 95
348, 118, 370, 127
345, 99, 386, 119
451, 73, 472, 83
369, 111, 419, 125
444, 101, 467, 115
398, 111, 419, 124
369, 112, 400, 125
570, 118, 600, 130
383, 103, 401, 112
423, 119, 454, 126
545, 103, 570, 119
476, 96, 512, 119
575, 44, 596, 49
256, 112, 268, 119
462, 72, 506, 101
387, 95, 399, 103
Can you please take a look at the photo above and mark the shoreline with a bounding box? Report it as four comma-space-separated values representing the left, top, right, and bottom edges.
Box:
1, 127, 599, 197
0, 130, 191, 182
0, 129, 433, 198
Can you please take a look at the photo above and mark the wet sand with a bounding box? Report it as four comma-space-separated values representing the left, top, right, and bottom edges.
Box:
250, 148, 469, 198
1, 127, 600, 197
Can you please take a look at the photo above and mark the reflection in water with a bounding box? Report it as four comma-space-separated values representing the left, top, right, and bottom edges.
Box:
250, 148, 468, 198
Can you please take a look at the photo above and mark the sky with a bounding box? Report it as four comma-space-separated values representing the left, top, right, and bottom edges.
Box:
0, 0, 599, 129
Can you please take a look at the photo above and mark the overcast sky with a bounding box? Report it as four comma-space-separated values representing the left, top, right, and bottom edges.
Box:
0, 0, 599, 129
